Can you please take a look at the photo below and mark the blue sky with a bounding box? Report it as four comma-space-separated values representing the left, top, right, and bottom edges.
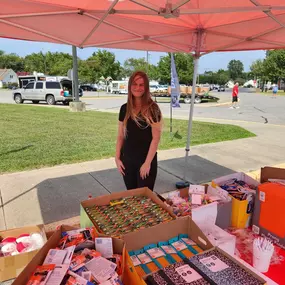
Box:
0, 38, 266, 73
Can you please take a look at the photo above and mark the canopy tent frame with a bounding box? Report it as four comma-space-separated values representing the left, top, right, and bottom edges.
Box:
2, 0, 285, 185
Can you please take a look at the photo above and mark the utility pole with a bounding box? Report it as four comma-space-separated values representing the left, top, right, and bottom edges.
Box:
146, 51, 149, 73
41, 50, 47, 75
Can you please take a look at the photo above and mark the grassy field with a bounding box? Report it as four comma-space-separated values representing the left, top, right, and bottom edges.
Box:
0, 104, 255, 173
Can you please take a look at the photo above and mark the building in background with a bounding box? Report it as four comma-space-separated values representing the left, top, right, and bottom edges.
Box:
0, 69, 18, 88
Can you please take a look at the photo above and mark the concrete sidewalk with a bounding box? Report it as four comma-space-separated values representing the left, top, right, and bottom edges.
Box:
0, 118, 284, 231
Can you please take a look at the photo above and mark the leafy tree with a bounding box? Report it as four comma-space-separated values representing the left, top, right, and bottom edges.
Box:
147, 65, 160, 81
87, 50, 122, 80
78, 60, 98, 83
216, 69, 230, 85
122, 57, 159, 80
24, 52, 48, 74
227, 60, 244, 80
250, 59, 265, 78
198, 69, 230, 85
46, 52, 73, 75
157, 53, 194, 84
0, 51, 24, 71
123, 58, 148, 76
24, 52, 73, 76
263, 50, 285, 83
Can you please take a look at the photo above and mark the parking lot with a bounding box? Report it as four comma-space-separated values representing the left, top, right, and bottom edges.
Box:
1, 89, 285, 126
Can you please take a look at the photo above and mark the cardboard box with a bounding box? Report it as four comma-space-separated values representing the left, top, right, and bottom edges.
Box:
157, 185, 232, 229
212, 172, 260, 228
80, 187, 176, 236
122, 217, 265, 285
122, 216, 213, 285
122, 216, 213, 252
252, 166, 285, 249
196, 222, 236, 256
0, 224, 46, 282
13, 225, 127, 285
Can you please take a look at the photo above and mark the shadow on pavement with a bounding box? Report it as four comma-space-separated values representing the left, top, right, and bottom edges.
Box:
2, 156, 234, 226
158, 155, 235, 184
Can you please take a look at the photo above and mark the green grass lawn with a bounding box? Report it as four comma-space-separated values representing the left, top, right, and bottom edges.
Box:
0, 104, 255, 173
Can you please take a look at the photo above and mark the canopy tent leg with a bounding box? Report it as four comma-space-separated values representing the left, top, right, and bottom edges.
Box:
69, 46, 86, 112
184, 56, 199, 181
175, 56, 199, 188
176, 29, 203, 188
72, 45, 79, 102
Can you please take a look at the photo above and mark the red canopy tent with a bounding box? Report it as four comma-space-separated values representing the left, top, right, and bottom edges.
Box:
1, 0, 285, 182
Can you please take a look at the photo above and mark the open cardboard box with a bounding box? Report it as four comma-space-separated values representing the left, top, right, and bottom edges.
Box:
253, 166, 285, 249
121, 216, 213, 285
211, 172, 260, 228
0, 224, 47, 282
80, 187, 176, 236
121, 216, 266, 285
156, 185, 232, 229
13, 225, 127, 285
122, 216, 213, 253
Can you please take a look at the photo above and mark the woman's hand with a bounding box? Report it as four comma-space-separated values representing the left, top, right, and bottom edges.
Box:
140, 162, 151, 180
115, 157, 125, 176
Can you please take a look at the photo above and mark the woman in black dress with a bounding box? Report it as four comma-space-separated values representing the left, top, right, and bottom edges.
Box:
115, 71, 162, 191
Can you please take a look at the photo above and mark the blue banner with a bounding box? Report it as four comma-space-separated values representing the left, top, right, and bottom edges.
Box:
170, 53, 180, 108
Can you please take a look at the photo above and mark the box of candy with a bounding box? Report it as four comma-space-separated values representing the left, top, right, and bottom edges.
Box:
157, 185, 232, 229
0, 224, 47, 281
80, 187, 176, 237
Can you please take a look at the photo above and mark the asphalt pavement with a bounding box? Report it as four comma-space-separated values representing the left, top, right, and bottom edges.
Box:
2, 90, 284, 125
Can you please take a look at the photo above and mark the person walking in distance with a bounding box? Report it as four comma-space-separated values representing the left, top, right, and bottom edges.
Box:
115, 71, 162, 191
272, 84, 278, 98
230, 82, 239, 109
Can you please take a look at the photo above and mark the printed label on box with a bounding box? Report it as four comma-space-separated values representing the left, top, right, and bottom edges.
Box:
161, 245, 176, 254
137, 253, 152, 264
172, 241, 187, 251
146, 248, 165, 259
95, 238, 113, 258
189, 185, 205, 195
191, 194, 202, 205
259, 191, 266, 202
200, 255, 229, 272
252, 225, 260, 235
176, 265, 202, 282
130, 255, 141, 266
181, 238, 196, 246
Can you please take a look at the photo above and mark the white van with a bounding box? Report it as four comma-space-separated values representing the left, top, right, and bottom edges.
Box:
111, 81, 128, 94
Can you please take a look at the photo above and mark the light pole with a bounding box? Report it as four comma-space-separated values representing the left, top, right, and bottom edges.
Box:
146, 51, 150, 73
41, 50, 47, 75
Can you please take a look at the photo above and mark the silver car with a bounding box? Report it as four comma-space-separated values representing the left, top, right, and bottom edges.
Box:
13, 80, 83, 105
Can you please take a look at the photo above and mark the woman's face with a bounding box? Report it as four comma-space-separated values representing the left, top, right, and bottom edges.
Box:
131, 76, 145, 98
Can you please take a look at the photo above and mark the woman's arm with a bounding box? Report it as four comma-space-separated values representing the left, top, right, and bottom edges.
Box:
115, 121, 125, 175
140, 122, 162, 179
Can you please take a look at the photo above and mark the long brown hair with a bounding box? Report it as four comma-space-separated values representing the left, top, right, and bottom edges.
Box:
123, 71, 161, 134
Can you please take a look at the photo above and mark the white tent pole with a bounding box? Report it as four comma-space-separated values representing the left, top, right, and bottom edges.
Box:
72, 46, 79, 102
183, 55, 199, 181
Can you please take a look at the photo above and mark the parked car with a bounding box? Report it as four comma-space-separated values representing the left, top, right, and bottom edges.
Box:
157, 85, 168, 92
150, 85, 159, 93
80, 84, 97, 91
218, 85, 226, 92
12, 79, 83, 105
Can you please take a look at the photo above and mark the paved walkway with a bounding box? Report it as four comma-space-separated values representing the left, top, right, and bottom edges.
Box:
0, 114, 284, 230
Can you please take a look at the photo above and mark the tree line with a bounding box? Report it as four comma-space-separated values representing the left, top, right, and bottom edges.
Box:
250, 50, 285, 86
1, 49, 283, 85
